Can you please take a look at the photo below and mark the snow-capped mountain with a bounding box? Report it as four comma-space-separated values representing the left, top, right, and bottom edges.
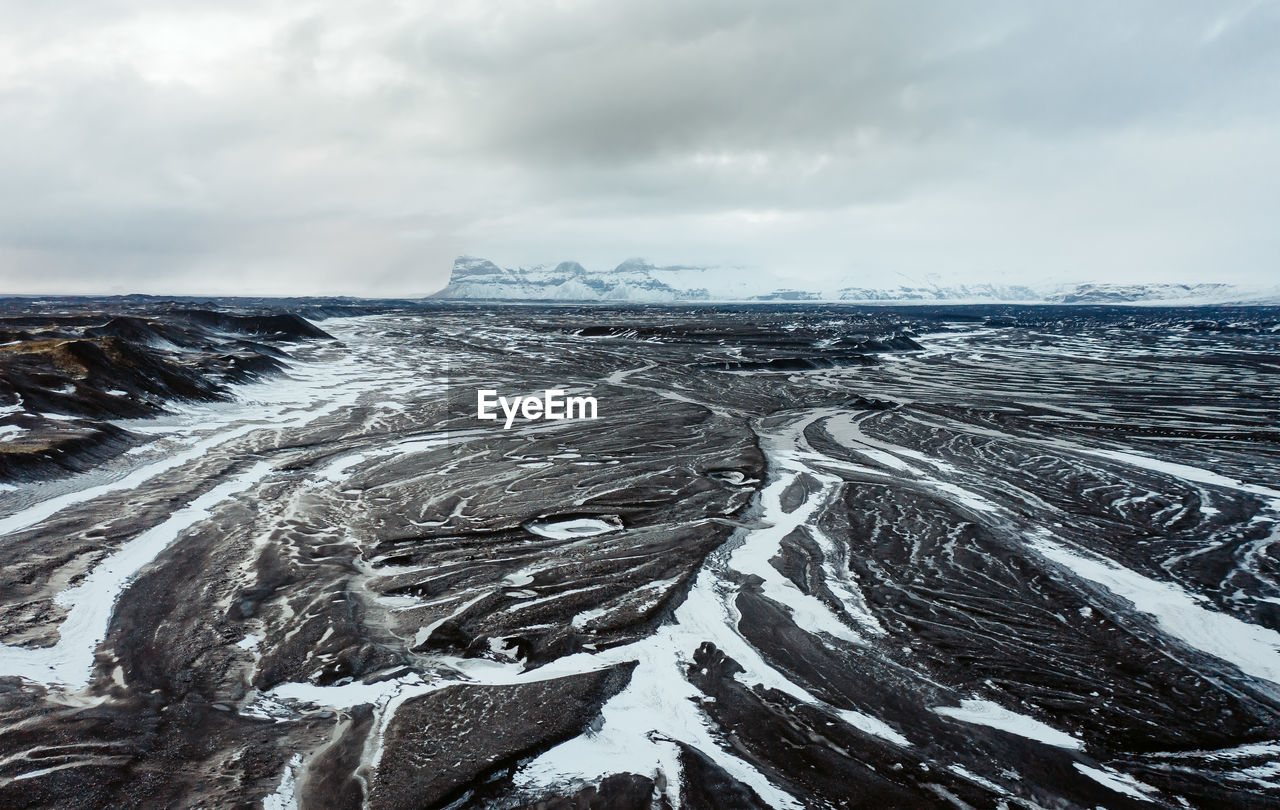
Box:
431, 257, 711, 302
431, 257, 1280, 305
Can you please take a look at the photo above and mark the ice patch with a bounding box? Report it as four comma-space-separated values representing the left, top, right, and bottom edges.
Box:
270, 672, 429, 709
0, 425, 27, 441
524, 515, 623, 539
933, 699, 1082, 750
837, 709, 911, 747
1073, 763, 1157, 801
262, 753, 302, 810
948, 765, 1009, 795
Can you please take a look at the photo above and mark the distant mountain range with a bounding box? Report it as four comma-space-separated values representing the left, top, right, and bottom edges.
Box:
430, 257, 1280, 305
1047, 283, 1242, 305
836, 284, 1042, 302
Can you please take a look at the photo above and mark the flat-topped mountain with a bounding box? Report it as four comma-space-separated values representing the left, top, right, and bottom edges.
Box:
431, 257, 711, 302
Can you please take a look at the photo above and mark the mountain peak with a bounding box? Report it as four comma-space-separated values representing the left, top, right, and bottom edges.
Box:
452, 256, 507, 278
612, 258, 654, 273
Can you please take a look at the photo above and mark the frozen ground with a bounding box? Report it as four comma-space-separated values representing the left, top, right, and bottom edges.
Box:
1, 304, 1279, 808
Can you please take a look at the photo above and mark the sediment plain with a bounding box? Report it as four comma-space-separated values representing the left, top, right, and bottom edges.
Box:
2, 303, 1278, 809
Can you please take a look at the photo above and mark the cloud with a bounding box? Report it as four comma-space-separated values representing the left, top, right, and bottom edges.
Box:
0, 0, 1276, 294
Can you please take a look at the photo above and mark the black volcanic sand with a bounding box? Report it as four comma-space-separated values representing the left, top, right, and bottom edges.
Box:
0, 303, 1279, 808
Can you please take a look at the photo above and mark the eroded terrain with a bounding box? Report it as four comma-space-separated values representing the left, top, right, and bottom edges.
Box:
2, 304, 1279, 809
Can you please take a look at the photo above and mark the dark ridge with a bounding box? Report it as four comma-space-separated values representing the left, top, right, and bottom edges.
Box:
0, 304, 333, 483
173, 310, 333, 341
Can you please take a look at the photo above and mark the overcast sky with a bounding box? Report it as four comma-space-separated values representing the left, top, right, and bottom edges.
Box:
1, 0, 1277, 296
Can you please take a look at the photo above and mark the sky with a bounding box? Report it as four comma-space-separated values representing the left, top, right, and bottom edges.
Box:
0, 0, 1277, 296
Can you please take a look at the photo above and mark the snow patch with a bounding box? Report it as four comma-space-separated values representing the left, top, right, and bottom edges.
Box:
933, 699, 1082, 750
1031, 533, 1280, 686
524, 516, 623, 540
1073, 763, 1158, 801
